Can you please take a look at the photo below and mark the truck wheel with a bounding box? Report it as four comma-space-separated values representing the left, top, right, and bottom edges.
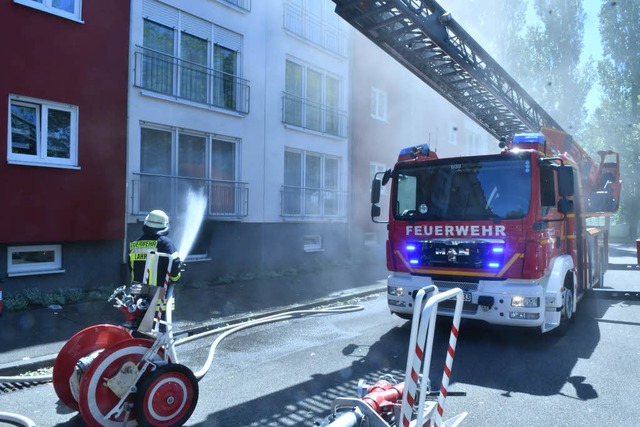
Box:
134, 364, 199, 427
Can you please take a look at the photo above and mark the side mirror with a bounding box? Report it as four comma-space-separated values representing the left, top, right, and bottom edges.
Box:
558, 166, 574, 197
557, 198, 574, 214
371, 178, 381, 204
381, 168, 392, 186
371, 204, 381, 219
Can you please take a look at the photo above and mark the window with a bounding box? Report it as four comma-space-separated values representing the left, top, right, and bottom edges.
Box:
371, 87, 387, 121
137, 1, 248, 113
283, 0, 346, 56
8, 245, 63, 276
449, 124, 458, 145
283, 149, 344, 217
9, 95, 79, 168
137, 126, 244, 217
14, 0, 83, 22
283, 59, 345, 136
303, 235, 323, 252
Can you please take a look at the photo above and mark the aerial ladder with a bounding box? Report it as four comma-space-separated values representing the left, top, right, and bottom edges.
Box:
332, 0, 620, 212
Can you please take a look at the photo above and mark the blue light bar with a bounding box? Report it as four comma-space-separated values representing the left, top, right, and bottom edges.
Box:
409, 259, 419, 265
406, 244, 417, 251
488, 262, 501, 269
512, 133, 545, 145
399, 144, 431, 157
492, 246, 504, 254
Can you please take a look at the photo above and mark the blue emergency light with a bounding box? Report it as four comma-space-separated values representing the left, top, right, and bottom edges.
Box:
512, 133, 545, 145
399, 144, 431, 158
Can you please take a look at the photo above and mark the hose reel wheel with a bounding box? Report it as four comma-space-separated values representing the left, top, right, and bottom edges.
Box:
77, 338, 165, 427
134, 364, 199, 427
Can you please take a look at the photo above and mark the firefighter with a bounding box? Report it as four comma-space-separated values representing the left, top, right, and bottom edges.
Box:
127, 209, 182, 329
129, 209, 182, 285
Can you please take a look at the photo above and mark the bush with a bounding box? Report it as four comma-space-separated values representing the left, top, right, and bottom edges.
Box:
5, 294, 29, 311
23, 288, 44, 306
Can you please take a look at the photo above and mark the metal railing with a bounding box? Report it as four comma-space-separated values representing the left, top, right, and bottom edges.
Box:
283, 2, 347, 57
132, 173, 249, 219
133, 46, 250, 114
218, 0, 250, 12
281, 185, 348, 219
282, 92, 348, 137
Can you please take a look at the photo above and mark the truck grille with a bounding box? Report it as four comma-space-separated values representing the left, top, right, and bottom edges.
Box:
406, 239, 505, 270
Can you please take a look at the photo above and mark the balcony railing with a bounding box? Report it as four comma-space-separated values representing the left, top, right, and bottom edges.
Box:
132, 173, 249, 219
133, 46, 250, 114
281, 185, 348, 219
283, 2, 347, 57
282, 92, 348, 137
217, 0, 250, 12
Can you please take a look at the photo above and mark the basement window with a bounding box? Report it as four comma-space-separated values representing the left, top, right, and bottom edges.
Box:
303, 235, 323, 253
7, 244, 65, 277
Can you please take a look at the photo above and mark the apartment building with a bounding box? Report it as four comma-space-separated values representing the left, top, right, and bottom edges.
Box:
1, 1, 130, 291
349, 29, 493, 262
127, 0, 352, 280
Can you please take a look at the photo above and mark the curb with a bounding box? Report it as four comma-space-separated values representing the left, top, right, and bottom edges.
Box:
0, 284, 386, 377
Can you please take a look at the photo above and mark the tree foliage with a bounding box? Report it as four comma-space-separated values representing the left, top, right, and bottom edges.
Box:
589, 0, 640, 236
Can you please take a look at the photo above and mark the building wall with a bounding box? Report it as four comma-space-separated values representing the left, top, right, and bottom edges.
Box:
1, 1, 129, 293
126, 0, 352, 282
1, 1, 129, 243
349, 29, 494, 260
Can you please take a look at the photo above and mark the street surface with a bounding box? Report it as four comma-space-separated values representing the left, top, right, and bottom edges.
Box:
2, 283, 640, 426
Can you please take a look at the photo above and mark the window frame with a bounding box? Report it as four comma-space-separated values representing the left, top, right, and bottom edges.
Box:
7, 244, 64, 277
370, 87, 388, 121
8, 95, 79, 169
303, 235, 323, 252
14, 0, 83, 23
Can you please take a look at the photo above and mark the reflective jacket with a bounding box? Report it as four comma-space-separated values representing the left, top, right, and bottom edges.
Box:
129, 231, 181, 286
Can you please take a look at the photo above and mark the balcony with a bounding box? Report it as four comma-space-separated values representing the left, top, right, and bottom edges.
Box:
133, 46, 250, 114
282, 92, 348, 137
281, 185, 348, 220
131, 173, 249, 219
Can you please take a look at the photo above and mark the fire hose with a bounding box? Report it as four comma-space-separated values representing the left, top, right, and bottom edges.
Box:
0, 303, 364, 426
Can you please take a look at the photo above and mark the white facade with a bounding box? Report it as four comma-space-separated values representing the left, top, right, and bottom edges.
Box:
126, 0, 352, 275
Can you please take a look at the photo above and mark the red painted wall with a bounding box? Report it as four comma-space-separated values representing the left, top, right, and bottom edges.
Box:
0, 1, 130, 242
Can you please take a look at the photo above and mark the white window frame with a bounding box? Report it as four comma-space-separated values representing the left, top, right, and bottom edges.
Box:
7, 244, 64, 277
303, 235, 323, 252
449, 123, 458, 146
371, 87, 388, 121
8, 95, 80, 169
14, 0, 83, 23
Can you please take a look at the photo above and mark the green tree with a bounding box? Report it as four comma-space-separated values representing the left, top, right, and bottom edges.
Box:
508, 0, 594, 136
590, 0, 640, 238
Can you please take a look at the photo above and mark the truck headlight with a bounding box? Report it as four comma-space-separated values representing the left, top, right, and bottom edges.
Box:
511, 296, 540, 308
388, 286, 404, 297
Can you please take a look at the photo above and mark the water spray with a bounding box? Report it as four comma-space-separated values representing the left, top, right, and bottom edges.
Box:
174, 188, 207, 260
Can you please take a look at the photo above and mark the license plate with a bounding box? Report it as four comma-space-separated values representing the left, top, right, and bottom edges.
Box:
463, 292, 472, 302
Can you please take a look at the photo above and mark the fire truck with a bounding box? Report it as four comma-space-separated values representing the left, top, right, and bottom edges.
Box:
334, 0, 622, 333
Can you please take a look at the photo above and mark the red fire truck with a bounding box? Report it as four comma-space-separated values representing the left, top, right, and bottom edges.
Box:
334, 0, 622, 332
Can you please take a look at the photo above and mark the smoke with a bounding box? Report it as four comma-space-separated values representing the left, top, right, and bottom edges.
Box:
174, 188, 207, 260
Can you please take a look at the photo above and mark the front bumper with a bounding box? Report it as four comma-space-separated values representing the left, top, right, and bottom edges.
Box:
386, 273, 546, 327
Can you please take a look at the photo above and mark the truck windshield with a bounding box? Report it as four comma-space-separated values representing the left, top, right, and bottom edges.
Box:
394, 156, 532, 220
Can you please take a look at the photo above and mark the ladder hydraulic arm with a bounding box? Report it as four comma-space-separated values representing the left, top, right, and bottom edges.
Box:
333, 0, 621, 213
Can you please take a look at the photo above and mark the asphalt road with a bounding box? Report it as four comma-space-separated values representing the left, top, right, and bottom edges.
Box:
2, 288, 640, 426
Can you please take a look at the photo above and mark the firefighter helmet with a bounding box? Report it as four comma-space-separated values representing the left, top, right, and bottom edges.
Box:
144, 210, 170, 234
